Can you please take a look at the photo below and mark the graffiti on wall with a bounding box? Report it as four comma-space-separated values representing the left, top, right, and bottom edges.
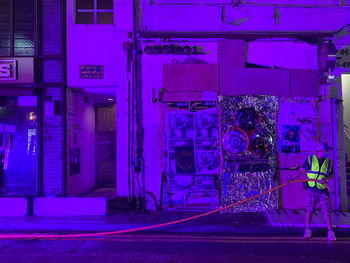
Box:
144, 44, 210, 55
219, 95, 278, 213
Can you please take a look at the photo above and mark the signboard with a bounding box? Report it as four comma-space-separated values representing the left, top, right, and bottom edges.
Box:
165, 101, 216, 111
164, 102, 189, 110
80, 65, 104, 79
0, 58, 33, 83
189, 101, 216, 112
0, 60, 16, 80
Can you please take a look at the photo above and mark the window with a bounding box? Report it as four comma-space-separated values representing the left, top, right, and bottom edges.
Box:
76, 0, 114, 24
0, 0, 35, 57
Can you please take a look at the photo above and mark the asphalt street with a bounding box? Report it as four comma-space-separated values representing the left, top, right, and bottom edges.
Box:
0, 232, 349, 263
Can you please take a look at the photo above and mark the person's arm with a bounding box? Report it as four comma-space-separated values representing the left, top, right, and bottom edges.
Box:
289, 167, 307, 182
288, 158, 309, 182
319, 163, 335, 184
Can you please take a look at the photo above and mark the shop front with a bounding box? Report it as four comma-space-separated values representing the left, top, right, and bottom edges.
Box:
141, 38, 347, 212
0, 57, 39, 198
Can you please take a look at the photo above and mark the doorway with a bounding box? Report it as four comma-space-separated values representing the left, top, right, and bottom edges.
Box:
96, 105, 116, 187
83, 102, 116, 199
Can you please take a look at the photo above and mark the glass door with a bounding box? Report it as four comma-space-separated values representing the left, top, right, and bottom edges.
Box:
0, 95, 38, 196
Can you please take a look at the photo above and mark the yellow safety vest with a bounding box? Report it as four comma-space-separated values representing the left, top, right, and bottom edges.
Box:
307, 155, 331, 190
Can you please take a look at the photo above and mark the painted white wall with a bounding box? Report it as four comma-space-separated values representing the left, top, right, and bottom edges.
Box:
66, 90, 96, 196
67, 1, 117, 89
342, 74, 350, 162
247, 41, 318, 69
141, 1, 350, 32
66, 0, 133, 200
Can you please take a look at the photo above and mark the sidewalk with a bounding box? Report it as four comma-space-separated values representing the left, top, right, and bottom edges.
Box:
0, 209, 349, 237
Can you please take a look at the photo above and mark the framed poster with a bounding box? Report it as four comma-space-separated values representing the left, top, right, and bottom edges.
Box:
281, 125, 301, 153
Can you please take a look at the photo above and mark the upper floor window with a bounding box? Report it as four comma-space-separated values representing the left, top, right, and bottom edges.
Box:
0, 0, 35, 57
76, 0, 114, 24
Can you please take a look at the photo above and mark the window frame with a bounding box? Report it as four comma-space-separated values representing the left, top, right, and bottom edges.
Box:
75, 0, 114, 25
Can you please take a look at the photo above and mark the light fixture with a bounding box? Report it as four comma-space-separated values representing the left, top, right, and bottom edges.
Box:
29, 111, 37, 121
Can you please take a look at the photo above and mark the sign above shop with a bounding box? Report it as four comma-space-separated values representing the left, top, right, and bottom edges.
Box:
0, 58, 33, 83
80, 65, 104, 79
144, 44, 207, 55
164, 102, 189, 109
164, 101, 216, 111
189, 101, 216, 112
0, 60, 16, 81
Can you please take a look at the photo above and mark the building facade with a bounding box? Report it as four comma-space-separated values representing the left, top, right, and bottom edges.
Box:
1, 0, 350, 214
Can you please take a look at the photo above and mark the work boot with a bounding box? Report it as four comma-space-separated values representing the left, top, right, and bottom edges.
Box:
328, 231, 336, 242
304, 228, 312, 239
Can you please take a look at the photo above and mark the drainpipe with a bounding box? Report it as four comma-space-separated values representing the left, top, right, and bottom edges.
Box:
133, 0, 145, 211
62, 0, 67, 197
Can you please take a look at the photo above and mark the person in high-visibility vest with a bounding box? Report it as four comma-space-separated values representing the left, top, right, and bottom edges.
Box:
293, 142, 336, 242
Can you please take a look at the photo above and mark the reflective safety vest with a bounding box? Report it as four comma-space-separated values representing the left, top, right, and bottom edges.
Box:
307, 155, 332, 190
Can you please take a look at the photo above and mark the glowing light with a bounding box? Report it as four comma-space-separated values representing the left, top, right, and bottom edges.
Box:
29, 111, 37, 121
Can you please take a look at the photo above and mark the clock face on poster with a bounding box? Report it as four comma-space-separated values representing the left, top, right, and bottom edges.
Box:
235, 107, 260, 132
222, 128, 249, 155
250, 128, 273, 154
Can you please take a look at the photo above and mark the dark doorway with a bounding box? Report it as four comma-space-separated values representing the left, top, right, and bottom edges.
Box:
92, 104, 116, 198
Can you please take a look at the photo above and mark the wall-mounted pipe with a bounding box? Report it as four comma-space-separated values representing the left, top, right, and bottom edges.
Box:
133, 0, 146, 211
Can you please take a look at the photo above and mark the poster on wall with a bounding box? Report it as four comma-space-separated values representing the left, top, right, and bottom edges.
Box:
195, 111, 218, 151
174, 146, 195, 174
281, 125, 301, 153
70, 148, 80, 176
277, 98, 319, 153
168, 113, 194, 149
195, 152, 219, 174
164, 109, 220, 208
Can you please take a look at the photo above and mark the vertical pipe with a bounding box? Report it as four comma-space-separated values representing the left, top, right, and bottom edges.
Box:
133, 0, 145, 211
34, 0, 43, 197
330, 97, 339, 209
62, 0, 68, 196
330, 84, 347, 211
37, 89, 44, 197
